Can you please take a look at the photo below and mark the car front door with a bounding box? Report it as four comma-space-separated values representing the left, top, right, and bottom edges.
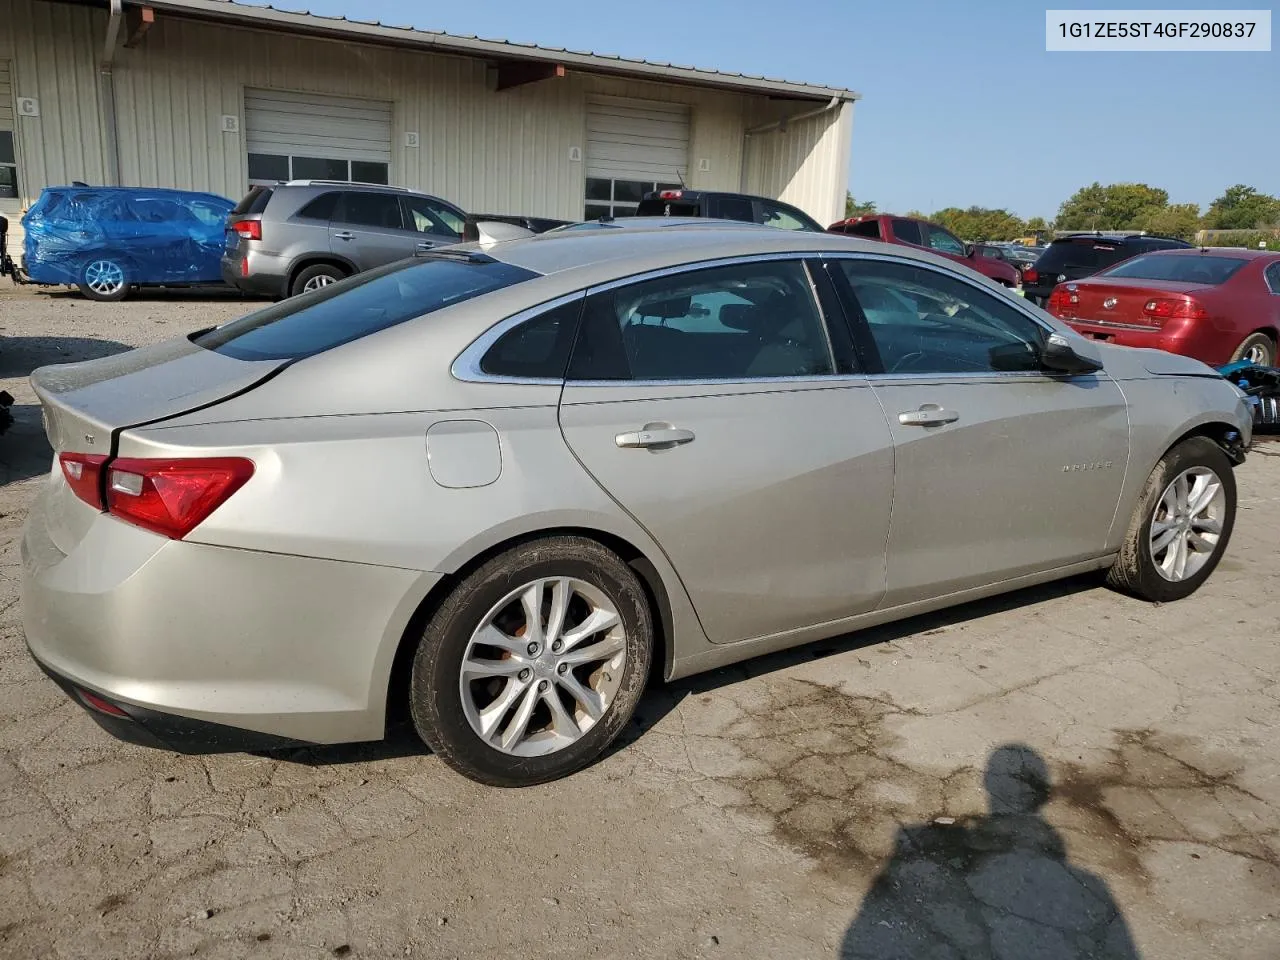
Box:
558, 256, 895, 644
923, 222, 969, 267
401, 195, 465, 251
330, 191, 417, 270
828, 254, 1130, 607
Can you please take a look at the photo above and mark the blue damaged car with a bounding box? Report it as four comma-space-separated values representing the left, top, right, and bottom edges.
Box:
22, 186, 234, 301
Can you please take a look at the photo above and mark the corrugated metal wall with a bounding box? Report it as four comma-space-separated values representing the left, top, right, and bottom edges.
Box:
743, 101, 854, 226
3, 0, 851, 229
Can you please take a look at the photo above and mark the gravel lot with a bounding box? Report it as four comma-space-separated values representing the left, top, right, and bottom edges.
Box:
1, 283, 1278, 960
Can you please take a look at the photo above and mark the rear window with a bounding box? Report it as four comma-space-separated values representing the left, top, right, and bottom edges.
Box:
195, 255, 539, 361
1036, 238, 1134, 272
1101, 254, 1247, 285
232, 187, 273, 217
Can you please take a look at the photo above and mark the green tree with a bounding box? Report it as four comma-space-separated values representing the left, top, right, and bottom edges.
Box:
1055, 182, 1170, 231
845, 193, 876, 218
1132, 202, 1202, 239
904, 209, 928, 220
1203, 185, 1280, 230
930, 206, 1026, 241
1024, 216, 1050, 234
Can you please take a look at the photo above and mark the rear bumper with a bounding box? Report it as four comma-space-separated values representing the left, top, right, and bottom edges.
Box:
220, 252, 287, 299
21, 484, 433, 750
1065, 318, 1228, 365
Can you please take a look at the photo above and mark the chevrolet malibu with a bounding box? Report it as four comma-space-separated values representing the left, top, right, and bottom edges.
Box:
23, 225, 1253, 786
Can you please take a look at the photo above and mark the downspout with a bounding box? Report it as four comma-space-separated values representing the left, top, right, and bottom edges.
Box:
740, 94, 841, 191
100, 0, 124, 186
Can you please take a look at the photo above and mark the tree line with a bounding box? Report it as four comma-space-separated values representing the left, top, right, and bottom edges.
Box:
844, 183, 1280, 242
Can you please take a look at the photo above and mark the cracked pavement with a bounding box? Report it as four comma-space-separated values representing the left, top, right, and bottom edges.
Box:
1, 285, 1278, 958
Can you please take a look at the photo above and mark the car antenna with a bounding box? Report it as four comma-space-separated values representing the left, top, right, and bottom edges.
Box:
677, 169, 687, 189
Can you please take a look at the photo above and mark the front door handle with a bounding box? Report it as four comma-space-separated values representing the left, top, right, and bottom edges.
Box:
615, 425, 696, 449
416, 240, 434, 249
898, 406, 959, 427
333, 231, 355, 241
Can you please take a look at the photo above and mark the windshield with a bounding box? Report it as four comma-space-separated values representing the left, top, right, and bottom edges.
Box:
1101, 254, 1246, 285
195, 255, 538, 361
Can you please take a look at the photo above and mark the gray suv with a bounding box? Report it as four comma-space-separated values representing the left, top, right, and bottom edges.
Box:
221, 181, 468, 298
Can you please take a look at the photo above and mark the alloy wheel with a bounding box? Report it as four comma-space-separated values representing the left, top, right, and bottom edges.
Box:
302, 274, 336, 292
1244, 342, 1271, 365
458, 577, 627, 757
84, 260, 125, 296
1149, 466, 1226, 582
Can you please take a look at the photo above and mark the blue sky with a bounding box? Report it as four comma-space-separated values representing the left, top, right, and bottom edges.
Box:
294, 0, 1277, 220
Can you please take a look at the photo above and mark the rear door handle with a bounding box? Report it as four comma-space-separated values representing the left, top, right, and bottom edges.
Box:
333, 231, 355, 241
898, 407, 959, 427
615, 426, 696, 449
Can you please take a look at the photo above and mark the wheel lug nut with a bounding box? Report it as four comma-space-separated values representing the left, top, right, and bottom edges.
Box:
538, 680, 549, 692
518, 668, 532, 682
527, 642, 540, 656
557, 662, 568, 675
551, 640, 563, 653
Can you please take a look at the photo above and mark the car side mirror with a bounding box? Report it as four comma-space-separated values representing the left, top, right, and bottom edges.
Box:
1040, 332, 1103, 375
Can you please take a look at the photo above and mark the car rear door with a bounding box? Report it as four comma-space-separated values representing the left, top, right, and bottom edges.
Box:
827, 253, 1130, 607
557, 255, 895, 645
329, 191, 417, 270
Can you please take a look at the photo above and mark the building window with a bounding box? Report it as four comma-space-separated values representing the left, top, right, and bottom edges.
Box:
247, 152, 389, 186
584, 177, 680, 220
0, 130, 18, 200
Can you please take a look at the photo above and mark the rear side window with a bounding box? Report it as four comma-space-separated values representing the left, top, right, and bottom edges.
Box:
715, 197, 755, 223
567, 260, 833, 381
480, 299, 583, 379
1266, 261, 1280, 295
296, 192, 340, 221
848, 220, 882, 239
196, 256, 539, 361
1101, 254, 1247, 285
336, 192, 404, 230
890, 219, 923, 245
232, 187, 274, 217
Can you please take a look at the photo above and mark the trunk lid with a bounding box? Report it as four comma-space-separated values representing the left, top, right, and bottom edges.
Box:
1061, 277, 1209, 326
32, 336, 287, 554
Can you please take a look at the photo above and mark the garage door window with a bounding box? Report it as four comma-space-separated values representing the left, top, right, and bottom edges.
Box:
248, 153, 389, 186
0, 130, 17, 200
585, 178, 681, 221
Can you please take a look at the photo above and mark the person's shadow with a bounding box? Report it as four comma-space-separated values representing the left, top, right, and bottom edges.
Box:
840, 744, 1141, 960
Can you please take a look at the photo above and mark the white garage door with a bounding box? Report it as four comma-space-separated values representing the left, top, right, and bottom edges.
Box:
585, 95, 690, 219
0, 60, 22, 263
244, 89, 393, 186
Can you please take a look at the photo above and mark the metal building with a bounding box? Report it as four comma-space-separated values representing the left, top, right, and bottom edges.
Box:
0, 0, 858, 259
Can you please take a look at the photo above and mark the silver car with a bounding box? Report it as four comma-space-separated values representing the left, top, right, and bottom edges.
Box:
23, 225, 1253, 786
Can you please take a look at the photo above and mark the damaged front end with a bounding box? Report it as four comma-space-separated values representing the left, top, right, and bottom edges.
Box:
1219, 360, 1280, 431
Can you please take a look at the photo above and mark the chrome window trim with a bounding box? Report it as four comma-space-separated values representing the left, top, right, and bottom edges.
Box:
454, 252, 845, 386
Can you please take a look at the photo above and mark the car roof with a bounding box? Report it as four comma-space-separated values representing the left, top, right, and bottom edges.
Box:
1119, 247, 1278, 261
477, 222, 944, 284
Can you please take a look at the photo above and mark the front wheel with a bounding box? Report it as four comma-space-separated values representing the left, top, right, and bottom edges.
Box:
78, 257, 130, 302
410, 537, 653, 786
1106, 437, 1236, 602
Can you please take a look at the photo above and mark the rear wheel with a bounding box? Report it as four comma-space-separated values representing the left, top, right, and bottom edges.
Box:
1230, 332, 1276, 367
1106, 437, 1236, 602
409, 537, 653, 786
78, 257, 130, 302
289, 263, 345, 297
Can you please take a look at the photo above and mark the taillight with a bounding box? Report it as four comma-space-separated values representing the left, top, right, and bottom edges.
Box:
1046, 286, 1079, 314
105, 457, 254, 540
1142, 298, 1208, 322
1023, 268, 1039, 284
659, 190, 683, 200
59, 452, 109, 509
230, 219, 262, 241
78, 688, 130, 718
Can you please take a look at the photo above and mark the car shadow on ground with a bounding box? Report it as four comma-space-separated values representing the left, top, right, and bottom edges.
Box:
838, 743, 1141, 959
0, 406, 53, 486
0, 334, 134, 378
35, 285, 264, 302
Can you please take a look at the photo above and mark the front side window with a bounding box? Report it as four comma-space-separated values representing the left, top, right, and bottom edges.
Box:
759, 201, 816, 232
837, 258, 1047, 375
568, 260, 834, 381
196, 256, 538, 361
403, 196, 464, 239
925, 224, 967, 256
336, 192, 404, 230
480, 299, 583, 379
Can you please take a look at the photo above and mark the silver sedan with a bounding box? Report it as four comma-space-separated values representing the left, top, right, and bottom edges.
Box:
22, 225, 1253, 785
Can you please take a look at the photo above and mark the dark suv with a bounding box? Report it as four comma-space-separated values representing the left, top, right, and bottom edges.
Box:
634, 189, 825, 232
222, 181, 470, 298
1023, 233, 1194, 306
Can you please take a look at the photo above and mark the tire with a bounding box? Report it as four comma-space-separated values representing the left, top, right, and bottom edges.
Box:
1230, 332, 1276, 367
1106, 437, 1236, 603
409, 536, 653, 786
77, 257, 130, 302
289, 263, 345, 297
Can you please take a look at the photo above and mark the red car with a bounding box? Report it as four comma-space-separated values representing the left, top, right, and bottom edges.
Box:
1046, 248, 1280, 367
827, 214, 1020, 287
